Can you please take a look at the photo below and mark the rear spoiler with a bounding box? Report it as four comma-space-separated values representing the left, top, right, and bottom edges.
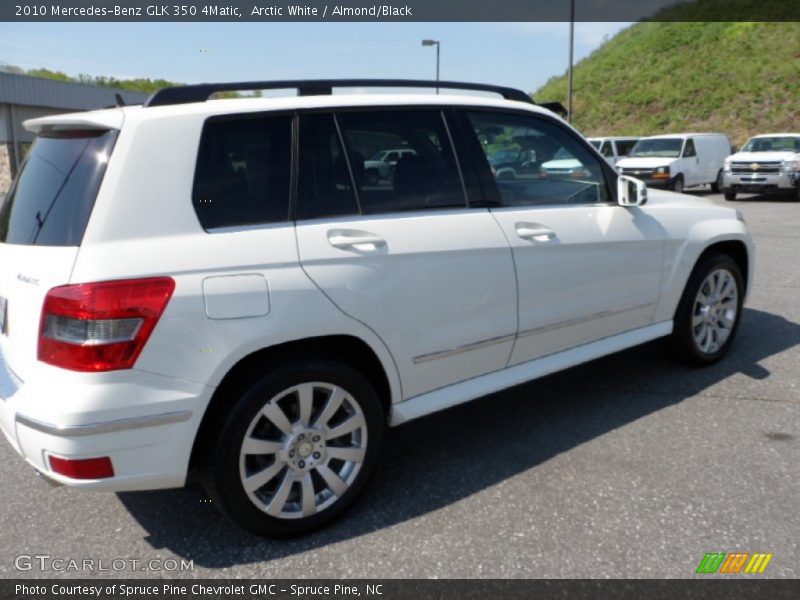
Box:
24, 110, 124, 134
537, 102, 568, 117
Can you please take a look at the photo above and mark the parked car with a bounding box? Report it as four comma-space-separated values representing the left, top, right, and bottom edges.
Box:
540, 148, 590, 178
488, 148, 539, 180
0, 80, 753, 537
617, 133, 732, 193
588, 136, 640, 166
721, 133, 800, 201
363, 148, 416, 185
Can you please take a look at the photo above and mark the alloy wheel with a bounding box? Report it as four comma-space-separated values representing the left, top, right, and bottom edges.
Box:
238, 382, 367, 519
691, 268, 738, 354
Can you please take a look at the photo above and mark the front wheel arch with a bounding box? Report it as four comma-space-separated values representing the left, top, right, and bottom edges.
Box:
691, 240, 749, 294
666, 252, 744, 365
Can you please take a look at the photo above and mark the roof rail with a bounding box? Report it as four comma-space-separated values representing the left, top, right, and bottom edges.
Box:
143, 79, 535, 107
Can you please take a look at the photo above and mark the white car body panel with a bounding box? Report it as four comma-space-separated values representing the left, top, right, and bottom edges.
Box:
540, 158, 582, 173
728, 150, 799, 163
0, 93, 754, 492
295, 209, 518, 399
616, 157, 678, 170
489, 204, 664, 365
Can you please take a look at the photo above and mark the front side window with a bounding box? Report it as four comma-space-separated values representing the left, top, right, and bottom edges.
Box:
338, 110, 466, 214
465, 111, 611, 207
600, 141, 614, 158
683, 139, 697, 157
192, 115, 292, 230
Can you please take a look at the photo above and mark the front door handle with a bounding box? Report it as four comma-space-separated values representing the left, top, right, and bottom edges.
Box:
515, 222, 556, 242
327, 229, 386, 251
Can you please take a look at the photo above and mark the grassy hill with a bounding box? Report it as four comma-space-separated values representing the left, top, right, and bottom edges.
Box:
534, 21, 800, 145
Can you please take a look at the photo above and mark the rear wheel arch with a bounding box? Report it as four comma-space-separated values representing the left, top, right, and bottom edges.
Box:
189, 335, 393, 473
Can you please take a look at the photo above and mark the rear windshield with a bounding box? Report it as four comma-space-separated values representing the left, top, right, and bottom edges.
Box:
0, 129, 117, 246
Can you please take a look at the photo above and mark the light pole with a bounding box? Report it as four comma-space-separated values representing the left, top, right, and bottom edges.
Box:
567, 0, 575, 123
421, 39, 440, 94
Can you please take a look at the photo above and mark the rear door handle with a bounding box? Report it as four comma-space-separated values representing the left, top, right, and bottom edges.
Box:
515, 222, 556, 242
327, 229, 386, 251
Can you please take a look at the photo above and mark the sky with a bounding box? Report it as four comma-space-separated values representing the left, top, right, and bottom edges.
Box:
0, 22, 631, 94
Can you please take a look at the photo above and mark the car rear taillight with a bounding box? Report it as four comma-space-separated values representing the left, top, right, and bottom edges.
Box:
38, 277, 175, 372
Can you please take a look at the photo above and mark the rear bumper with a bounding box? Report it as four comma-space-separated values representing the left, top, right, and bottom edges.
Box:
0, 348, 212, 491
723, 171, 799, 193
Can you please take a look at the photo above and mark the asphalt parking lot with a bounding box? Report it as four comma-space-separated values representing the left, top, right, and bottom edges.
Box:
1, 191, 798, 579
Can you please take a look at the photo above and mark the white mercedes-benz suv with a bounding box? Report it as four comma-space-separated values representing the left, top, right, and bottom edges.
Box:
0, 80, 753, 536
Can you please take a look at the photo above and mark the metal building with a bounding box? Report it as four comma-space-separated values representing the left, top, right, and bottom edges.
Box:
0, 71, 147, 195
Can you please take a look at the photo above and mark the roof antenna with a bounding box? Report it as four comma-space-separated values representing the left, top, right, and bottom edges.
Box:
114, 93, 126, 107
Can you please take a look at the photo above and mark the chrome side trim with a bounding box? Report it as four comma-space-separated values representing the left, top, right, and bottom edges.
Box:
392, 320, 674, 426
412, 302, 655, 365
413, 332, 516, 365
15, 410, 192, 437
516, 302, 655, 340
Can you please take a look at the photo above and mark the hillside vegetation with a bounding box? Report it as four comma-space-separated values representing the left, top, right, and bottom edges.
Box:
534, 21, 800, 145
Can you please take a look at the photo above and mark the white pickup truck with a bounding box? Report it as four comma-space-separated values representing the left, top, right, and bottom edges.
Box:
722, 134, 800, 201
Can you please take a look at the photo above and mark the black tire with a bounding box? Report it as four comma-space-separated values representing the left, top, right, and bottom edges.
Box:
671, 174, 684, 194
666, 253, 744, 366
794, 185, 800, 202
724, 190, 737, 201
710, 171, 723, 193
199, 359, 385, 537
364, 168, 380, 186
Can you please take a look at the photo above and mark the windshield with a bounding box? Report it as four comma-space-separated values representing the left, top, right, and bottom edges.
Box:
589, 140, 601, 150
741, 136, 800, 153
0, 130, 117, 246
629, 138, 684, 158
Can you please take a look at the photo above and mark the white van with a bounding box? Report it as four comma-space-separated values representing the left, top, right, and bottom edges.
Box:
617, 134, 732, 193
587, 137, 640, 166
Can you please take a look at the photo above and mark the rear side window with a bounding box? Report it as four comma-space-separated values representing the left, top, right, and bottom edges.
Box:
338, 110, 466, 214
0, 130, 117, 246
193, 115, 292, 230
296, 113, 360, 220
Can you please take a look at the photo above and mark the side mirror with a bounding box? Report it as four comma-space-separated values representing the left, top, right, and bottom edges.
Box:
617, 175, 647, 206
